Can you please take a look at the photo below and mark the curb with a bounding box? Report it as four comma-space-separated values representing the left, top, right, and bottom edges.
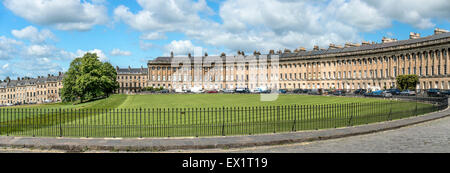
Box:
1, 108, 449, 152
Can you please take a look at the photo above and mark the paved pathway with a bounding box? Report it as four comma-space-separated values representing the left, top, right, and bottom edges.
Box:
167, 115, 450, 153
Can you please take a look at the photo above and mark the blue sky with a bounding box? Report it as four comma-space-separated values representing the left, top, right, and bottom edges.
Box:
0, 0, 449, 79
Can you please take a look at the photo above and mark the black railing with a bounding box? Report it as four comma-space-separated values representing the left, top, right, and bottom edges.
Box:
0, 97, 447, 138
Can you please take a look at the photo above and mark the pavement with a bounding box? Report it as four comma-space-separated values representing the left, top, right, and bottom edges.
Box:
0, 102, 449, 153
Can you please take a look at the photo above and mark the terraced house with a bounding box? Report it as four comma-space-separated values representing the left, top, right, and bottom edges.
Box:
0, 73, 64, 106
115, 66, 148, 93
139, 28, 450, 92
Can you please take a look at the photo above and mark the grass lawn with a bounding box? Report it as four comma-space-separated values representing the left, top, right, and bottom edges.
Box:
0, 94, 438, 138
7, 94, 398, 109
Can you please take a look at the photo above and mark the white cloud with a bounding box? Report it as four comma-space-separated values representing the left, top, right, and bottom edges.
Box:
140, 32, 167, 40
113, 0, 213, 32
114, 0, 450, 54
76, 49, 108, 62
11, 26, 55, 43
164, 40, 202, 56
3, 0, 108, 31
2, 64, 9, 70
111, 48, 132, 56
26, 44, 54, 57
0, 36, 23, 60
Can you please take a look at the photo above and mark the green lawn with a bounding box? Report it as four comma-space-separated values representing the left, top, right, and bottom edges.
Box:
7, 94, 399, 109
0, 94, 439, 138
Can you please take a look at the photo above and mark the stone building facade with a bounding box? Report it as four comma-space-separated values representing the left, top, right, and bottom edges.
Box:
116, 66, 148, 93
142, 28, 450, 92
0, 73, 64, 105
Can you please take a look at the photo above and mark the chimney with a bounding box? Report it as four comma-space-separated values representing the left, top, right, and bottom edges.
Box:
361, 41, 372, 46
434, 28, 448, 35
409, 32, 421, 39
328, 44, 342, 49
344, 42, 361, 48
276, 50, 282, 54
284, 49, 291, 53
204, 52, 208, 57
116, 66, 119, 71
269, 50, 275, 55
128, 66, 131, 71
313, 45, 319, 51
58, 72, 62, 76
38, 76, 40, 79
382, 37, 397, 43
253, 51, 261, 55
17, 77, 20, 81
48, 74, 51, 77
220, 52, 226, 57
170, 51, 174, 58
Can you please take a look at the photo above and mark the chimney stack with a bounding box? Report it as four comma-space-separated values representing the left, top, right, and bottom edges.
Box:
284, 49, 291, 53
382, 37, 397, 43
361, 41, 371, 46
220, 52, 226, 57
328, 44, 343, 49
313, 45, 319, 51
434, 28, 448, 35
344, 42, 361, 48
409, 32, 421, 39
269, 50, 275, 55
17, 77, 20, 81
48, 74, 50, 77
170, 51, 174, 58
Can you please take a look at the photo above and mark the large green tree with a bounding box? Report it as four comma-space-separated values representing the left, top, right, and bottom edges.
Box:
61, 53, 119, 103
396, 74, 419, 91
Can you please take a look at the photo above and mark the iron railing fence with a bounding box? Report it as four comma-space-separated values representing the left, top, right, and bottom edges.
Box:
0, 97, 447, 138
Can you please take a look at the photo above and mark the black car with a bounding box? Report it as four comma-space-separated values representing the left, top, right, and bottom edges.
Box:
354, 89, 367, 95
426, 88, 441, 97
235, 88, 250, 93
387, 88, 401, 95
440, 90, 450, 95
332, 89, 346, 96
293, 89, 303, 94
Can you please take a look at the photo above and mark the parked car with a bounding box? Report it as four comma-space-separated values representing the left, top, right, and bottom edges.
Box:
260, 89, 271, 93
354, 89, 367, 95
159, 89, 169, 93
223, 89, 235, 93
293, 89, 303, 94
332, 89, 346, 96
440, 90, 450, 95
387, 88, 401, 95
308, 89, 322, 95
426, 88, 441, 97
235, 88, 250, 93
400, 90, 416, 96
278, 89, 287, 94
207, 90, 218, 93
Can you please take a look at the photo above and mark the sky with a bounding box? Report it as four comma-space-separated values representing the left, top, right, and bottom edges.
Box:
0, 0, 449, 79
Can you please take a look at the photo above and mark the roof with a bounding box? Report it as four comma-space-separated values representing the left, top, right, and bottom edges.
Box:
117, 67, 148, 74
0, 74, 64, 88
149, 32, 450, 63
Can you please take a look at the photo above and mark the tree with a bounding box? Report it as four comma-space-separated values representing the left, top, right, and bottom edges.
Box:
61, 53, 119, 103
396, 74, 419, 91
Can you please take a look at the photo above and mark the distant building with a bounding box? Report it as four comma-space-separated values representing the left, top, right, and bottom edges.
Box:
141, 28, 450, 91
116, 66, 148, 94
0, 73, 64, 105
